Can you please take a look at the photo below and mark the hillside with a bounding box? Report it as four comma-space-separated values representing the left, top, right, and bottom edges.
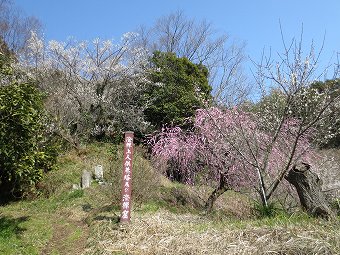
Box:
1, 143, 340, 255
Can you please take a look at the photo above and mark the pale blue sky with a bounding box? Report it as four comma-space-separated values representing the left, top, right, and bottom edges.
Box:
15, 0, 340, 77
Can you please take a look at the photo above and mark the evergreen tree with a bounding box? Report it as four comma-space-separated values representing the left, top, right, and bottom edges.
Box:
144, 51, 212, 128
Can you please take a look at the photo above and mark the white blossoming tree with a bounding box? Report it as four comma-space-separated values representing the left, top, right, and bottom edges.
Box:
21, 31, 150, 146
246, 33, 340, 216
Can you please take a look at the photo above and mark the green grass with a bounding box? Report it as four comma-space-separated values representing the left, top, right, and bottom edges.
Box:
66, 227, 83, 243
136, 201, 165, 213
0, 214, 52, 255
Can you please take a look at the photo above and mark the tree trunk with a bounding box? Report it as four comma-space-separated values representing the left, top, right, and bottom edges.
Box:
285, 162, 334, 219
205, 174, 228, 214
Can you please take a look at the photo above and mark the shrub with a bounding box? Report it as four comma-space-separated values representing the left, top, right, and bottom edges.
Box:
0, 74, 58, 200
253, 201, 283, 218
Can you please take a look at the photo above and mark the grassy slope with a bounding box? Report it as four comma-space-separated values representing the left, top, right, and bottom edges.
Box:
0, 143, 339, 255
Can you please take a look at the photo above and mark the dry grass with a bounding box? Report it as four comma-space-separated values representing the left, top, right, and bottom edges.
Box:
84, 210, 340, 255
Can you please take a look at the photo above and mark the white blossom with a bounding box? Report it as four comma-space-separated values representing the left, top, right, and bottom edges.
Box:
20, 32, 150, 142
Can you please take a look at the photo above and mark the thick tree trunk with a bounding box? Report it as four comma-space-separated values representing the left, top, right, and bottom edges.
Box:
205, 174, 228, 214
285, 162, 334, 219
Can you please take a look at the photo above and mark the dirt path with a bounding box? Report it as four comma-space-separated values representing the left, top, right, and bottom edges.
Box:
41, 215, 89, 255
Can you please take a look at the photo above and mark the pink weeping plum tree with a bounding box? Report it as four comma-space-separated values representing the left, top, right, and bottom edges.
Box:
149, 107, 316, 212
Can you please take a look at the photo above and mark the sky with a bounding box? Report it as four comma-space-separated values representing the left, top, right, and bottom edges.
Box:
15, 0, 340, 79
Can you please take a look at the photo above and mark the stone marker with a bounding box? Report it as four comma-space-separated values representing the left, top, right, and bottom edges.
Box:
94, 165, 104, 182
81, 170, 91, 189
72, 184, 80, 190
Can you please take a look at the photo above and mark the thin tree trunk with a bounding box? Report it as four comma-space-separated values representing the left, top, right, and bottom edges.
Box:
205, 173, 228, 213
256, 167, 268, 207
285, 162, 335, 219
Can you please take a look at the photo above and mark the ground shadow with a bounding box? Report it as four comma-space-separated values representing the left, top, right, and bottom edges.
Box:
0, 216, 29, 239
0, 194, 20, 206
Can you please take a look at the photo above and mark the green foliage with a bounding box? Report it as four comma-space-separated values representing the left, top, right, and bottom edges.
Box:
0, 58, 58, 200
253, 201, 282, 218
67, 189, 84, 199
144, 51, 212, 128
0, 53, 14, 83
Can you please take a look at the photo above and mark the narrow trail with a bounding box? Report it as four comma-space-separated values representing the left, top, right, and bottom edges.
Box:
41, 215, 89, 255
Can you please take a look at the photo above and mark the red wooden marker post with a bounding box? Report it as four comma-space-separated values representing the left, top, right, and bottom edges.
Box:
120, 131, 134, 223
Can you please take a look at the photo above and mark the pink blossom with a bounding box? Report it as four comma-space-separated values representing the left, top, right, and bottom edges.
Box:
149, 107, 316, 196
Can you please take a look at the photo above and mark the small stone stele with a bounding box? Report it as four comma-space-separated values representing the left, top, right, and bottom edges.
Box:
72, 184, 80, 190
81, 170, 91, 189
94, 165, 104, 182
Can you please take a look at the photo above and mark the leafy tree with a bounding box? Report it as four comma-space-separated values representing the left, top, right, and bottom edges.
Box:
0, 55, 58, 201
0, 49, 12, 81
144, 51, 212, 128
